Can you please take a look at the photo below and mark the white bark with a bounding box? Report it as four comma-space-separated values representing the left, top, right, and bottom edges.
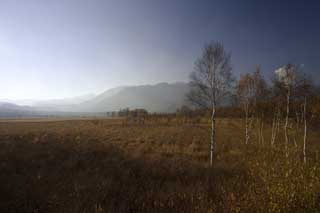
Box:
258, 118, 264, 145
210, 106, 216, 166
271, 113, 276, 146
303, 96, 307, 164
245, 105, 250, 145
271, 110, 280, 147
284, 87, 290, 158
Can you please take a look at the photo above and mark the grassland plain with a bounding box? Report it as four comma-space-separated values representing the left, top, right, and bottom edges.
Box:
0, 118, 319, 212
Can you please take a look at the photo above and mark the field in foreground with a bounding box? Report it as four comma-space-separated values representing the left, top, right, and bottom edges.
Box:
0, 118, 319, 212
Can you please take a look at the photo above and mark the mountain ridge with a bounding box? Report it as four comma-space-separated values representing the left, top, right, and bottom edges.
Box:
0, 82, 190, 117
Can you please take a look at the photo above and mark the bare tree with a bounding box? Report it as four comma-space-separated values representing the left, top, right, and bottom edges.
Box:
252, 68, 269, 145
294, 72, 314, 164
237, 73, 255, 144
275, 64, 296, 157
187, 41, 233, 166
237, 67, 269, 145
270, 75, 287, 147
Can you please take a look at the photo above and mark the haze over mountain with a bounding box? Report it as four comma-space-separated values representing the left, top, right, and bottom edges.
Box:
77, 82, 189, 113
0, 82, 190, 117
1, 94, 95, 108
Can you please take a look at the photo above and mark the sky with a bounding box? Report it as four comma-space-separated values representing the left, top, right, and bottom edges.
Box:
0, 0, 319, 100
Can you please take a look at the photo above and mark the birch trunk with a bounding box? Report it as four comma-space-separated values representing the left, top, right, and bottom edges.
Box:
295, 111, 300, 129
245, 107, 249, 145
271, 110, 279, 146
256, 118, 262, 145
260, 119, 264, 145
271, 112, 276, 146
210, 106, 216, 166
303, 96, 307, 164
284, 87, 290, 158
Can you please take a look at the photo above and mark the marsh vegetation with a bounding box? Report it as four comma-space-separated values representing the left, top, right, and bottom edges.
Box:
0, 118, 319, 212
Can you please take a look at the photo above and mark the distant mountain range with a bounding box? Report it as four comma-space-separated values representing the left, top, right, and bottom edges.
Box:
0, 82, 190, 117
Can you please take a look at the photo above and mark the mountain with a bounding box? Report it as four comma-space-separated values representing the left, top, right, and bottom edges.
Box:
1, 94, 95, 109
0, 82, 191, 117
76, 82, 190, 113
28, 94, 96, 112
0, 102, 38, 118
0, 102, 106, 118
31, 93, 95, 107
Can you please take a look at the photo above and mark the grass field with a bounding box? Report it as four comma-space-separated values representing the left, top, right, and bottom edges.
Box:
0, 118, 319, 212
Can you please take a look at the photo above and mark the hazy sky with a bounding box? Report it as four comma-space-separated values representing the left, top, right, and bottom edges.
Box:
1, 0, 319, 100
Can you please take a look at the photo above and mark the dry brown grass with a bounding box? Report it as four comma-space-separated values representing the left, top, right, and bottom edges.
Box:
0, 118, 319, 212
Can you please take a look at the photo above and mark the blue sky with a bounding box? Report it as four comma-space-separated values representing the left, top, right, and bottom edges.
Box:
1, 0, 319, 99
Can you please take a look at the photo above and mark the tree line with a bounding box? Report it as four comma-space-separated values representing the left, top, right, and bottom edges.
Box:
107, 41, 319, 166
187, 41, 319, 166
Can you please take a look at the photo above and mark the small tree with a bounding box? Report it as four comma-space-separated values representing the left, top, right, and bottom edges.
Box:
252, 68, 269, 145
236, 67, 269, 145
275, 64, 297, 157
237, 73, 255, 144
270, 75, 287, 147
187, 41, 234, 166
294, 72, 314, 164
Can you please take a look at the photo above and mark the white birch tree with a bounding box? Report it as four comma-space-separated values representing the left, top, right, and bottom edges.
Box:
275, 64, 296, 157
294, 72, 314, 164
236, 73, 255, 144
187, 41, 234, 166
